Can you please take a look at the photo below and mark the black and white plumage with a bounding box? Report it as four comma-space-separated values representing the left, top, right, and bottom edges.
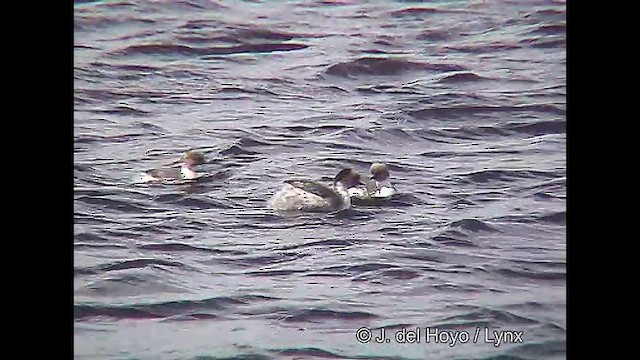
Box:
270, 168, 364, 213
350, 163, 397, 203
136, 150, 206, 183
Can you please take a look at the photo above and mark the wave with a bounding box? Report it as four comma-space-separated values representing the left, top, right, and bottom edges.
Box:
113, 43, 309, 57
283, 308, 378, 322
325, 57, 465, 77
75, 295, 274, 320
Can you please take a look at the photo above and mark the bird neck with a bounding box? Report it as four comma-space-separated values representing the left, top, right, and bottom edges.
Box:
335, 182, 351, 197
372, 178, 389, 187
180, 164, 198, 179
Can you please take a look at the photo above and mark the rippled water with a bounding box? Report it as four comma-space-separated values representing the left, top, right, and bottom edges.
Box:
74, 0, 566, 359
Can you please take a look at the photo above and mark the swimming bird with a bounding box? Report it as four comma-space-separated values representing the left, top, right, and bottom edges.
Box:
270, 168, 365, 213
366, 162, 397, 198
350, 162, 397, 204
137, 150, 206, 183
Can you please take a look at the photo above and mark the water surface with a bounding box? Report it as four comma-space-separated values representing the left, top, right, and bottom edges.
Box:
74, 0, 566, 359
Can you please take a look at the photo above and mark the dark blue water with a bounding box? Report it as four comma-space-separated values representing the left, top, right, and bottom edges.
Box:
74, 0, 566, 359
